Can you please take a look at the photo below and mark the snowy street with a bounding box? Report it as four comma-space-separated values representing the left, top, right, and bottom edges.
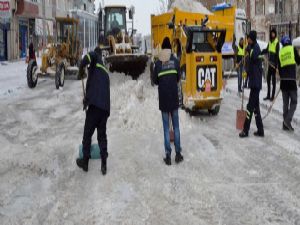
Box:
0, 61, 300, 225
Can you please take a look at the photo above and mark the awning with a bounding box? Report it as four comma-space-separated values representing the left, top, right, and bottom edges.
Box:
212, 2, 232, 12
15, 0, 39, 17
0, 0, 10, 19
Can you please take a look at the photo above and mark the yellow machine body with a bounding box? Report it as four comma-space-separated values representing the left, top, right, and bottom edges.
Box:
151, 8, 234, 112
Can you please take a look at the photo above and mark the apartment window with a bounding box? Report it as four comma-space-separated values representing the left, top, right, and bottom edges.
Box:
255, 0, 265, 15
275, 0, 285, 14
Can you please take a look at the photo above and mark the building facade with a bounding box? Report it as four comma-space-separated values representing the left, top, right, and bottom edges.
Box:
1, 0, 96, 61
200, 0, 300, 42
251, 0, 300, 41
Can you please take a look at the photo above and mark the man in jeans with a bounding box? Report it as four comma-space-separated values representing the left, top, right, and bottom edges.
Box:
153, 38, 183, 165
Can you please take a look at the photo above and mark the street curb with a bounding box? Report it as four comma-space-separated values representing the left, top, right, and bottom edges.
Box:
225, 87, 300, 127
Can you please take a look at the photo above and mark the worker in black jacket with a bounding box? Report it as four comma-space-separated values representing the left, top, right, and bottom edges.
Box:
240, 30, 264, 138
278, 36, 300, 131
153, 38, 183, 166
261, 28, 280, 101
76, 46, 110, 175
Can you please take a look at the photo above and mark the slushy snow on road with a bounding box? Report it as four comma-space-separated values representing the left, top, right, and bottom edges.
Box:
0, 60, 300, 224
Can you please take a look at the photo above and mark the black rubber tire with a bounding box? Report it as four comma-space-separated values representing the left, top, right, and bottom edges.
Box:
27, 60, 38, 88
208, 105, 220, 116
55, 63, 65, 89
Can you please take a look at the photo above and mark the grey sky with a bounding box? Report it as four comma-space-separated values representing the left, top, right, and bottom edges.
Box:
95, 0, 162, 35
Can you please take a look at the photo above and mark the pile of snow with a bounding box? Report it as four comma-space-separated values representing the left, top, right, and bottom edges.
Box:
169, 0, 212, 14
257, 40, 268, 51
292, 37, 300, 47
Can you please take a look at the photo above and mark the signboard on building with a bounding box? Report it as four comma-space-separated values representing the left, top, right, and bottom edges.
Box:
0, 0, 10, 19
35, 19, 54, 36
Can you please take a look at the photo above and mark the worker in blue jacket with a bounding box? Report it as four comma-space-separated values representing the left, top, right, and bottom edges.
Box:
76, 46, 110, 175
240, 30, 264, 138
153, 38, 184, 165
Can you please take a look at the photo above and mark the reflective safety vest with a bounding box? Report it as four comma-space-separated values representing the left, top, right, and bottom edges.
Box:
158, 69, 177, 78
268, 38, 279, 54
87, 53, 109, 74
237, 45, 245, 56
96, 63, 109, 74
279, 45, 296, 68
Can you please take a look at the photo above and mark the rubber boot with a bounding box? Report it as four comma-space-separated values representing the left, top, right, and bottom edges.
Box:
175, 153, 184, 164
76, 158, 89, 172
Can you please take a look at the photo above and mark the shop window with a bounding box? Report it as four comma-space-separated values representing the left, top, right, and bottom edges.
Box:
255, 0, 265, 15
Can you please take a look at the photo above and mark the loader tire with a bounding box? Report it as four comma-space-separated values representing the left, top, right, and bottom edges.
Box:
27, 60, 38, 88
55, 63, 65, 89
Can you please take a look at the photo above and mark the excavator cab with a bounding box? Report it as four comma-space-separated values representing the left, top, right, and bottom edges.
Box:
98, 5, 148, 79
104, 6, 127, 37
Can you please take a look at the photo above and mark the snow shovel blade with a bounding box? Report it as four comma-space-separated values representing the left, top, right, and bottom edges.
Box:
79, 144, 101, 159
170, 130, 174, 142
236, 109, 247, 130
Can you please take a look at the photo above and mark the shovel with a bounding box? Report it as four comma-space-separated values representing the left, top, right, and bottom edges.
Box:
236, 75, 247, 130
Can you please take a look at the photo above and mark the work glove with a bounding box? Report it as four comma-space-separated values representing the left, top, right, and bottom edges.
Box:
83, 97, 88, 111
242, 71, 247, 79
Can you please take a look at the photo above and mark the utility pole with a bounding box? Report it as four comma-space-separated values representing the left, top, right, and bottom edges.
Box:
42, 0, 46, 51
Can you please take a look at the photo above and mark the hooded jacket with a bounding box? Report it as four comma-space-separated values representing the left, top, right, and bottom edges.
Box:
80, 48, 110, 115
246, 40, 263, 90
278, 44, 300, 91
153, 49, 181, 112
261, 29, 280, 67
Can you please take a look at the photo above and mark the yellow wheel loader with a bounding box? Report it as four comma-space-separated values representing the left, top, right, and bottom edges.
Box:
151, 8, 232, 114
27, 17, 82, 89
98, 5, 148, 79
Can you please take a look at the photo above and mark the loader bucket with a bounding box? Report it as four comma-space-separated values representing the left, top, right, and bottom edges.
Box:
106, 54, 148, 79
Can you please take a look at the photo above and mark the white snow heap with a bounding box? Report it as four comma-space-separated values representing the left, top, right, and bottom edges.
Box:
292, 37, 300, 47
169, 0, 212, 14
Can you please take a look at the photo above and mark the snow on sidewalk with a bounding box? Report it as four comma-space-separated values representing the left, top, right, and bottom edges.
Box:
225, 77, 300, 126
0, 60, 28, 98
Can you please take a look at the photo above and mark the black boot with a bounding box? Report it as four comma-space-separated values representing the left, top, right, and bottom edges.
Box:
282, 122, 289, 131
101, 157, 107, 175
175, 153, 184, 164
284, 121, 294, 132
254, 130, 264, 137
239, 130, 248, 138
263, 96, 270, 101
163, 155, 171, 166
76, 158, 88, 172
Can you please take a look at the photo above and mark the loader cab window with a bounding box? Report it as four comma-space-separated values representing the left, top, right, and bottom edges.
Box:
191, 32, 214, 52
105, 8, 126, 35
186, 28, 226, 53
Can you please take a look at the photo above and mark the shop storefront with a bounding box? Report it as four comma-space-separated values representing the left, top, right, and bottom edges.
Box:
0, 0, 10, 61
